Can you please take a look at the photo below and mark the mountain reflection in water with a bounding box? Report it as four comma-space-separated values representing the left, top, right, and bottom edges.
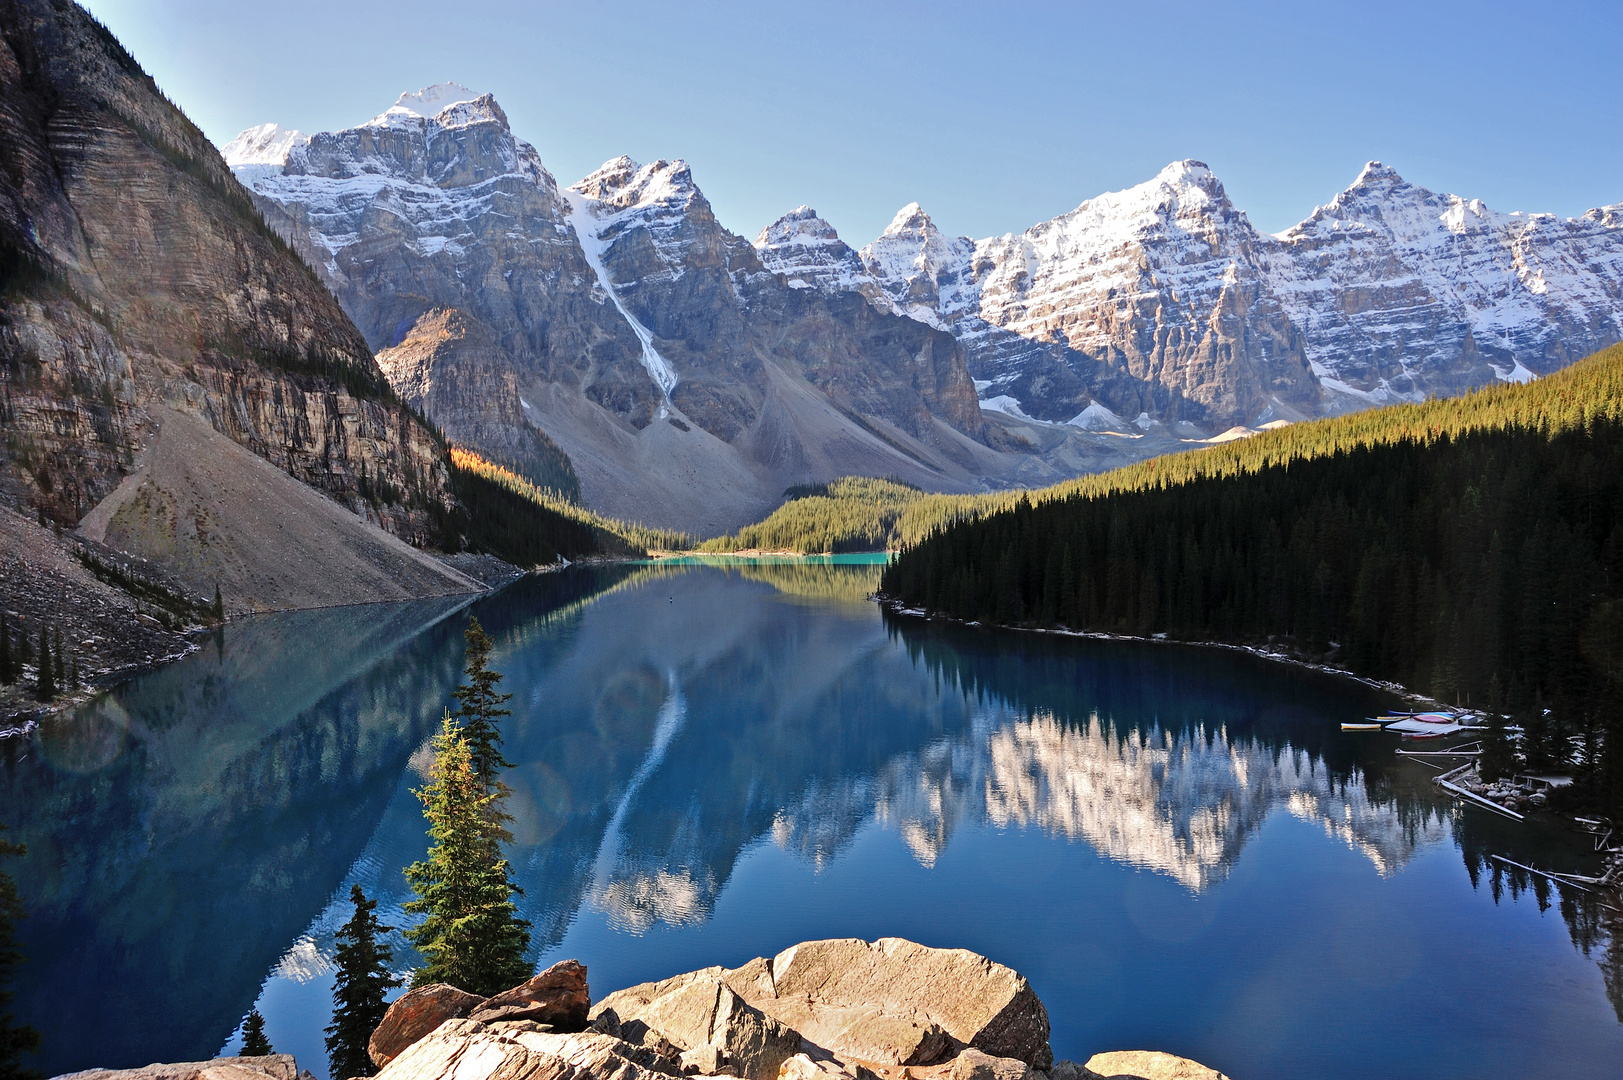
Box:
768, 711, 1449, 891
3, 559, 1620, 1080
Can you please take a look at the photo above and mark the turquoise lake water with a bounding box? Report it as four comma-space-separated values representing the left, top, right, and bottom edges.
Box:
3, 558, 1620, 1079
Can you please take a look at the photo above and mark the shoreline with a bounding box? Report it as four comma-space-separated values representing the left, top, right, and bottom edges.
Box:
875, 596, 1623, 887
0, 565, 521, 736
875, 596, 1436, 706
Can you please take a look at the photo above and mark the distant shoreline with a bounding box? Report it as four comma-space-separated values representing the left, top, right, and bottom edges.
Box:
874, 595, 1438, 706
649, 549, 893, 560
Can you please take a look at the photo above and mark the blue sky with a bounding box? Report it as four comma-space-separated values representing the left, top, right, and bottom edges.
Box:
82, 0, 1621, 245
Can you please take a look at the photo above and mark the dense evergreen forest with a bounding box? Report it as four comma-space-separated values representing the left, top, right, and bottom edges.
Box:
882, 344, 1623, 815
447, 449, 689, 564
700, 477, 1030, 553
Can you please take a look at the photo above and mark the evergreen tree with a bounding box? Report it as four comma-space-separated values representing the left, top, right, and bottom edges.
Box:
325, 885, 399, 1080
403, 717, 530, 996
213, 585, 225, 624
31, 630, 51, 702
0, 826, 41, 1080
0, 614, 11, 686
239, 1009, 272, 1056
1479, 713, 1517, 782
451, 618, 513, 800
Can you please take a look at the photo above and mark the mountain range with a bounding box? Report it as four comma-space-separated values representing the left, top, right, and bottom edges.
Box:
225, 84, 1622, 533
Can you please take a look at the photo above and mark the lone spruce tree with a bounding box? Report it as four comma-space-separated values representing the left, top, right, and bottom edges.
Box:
403, 717, 530, 996
239, 1009, 271, 1056
325, 885, 399, 1080
0, 826, 41, 1080
452, 617, 513, 800
0, 613, 12, 686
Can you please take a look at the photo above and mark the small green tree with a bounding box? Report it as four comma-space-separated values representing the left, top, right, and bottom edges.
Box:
403, 717, 530, 996
213, 585, 225, 624
325, 885, 400, 1080
451, 618, 513, 800
240, 1009, 271, 1056
0, 826, 41, 1080
31, 630, 51, 702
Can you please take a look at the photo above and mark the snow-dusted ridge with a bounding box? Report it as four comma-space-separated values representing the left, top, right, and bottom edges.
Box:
755, 159, 1623, 424
222, 88, 1623, 433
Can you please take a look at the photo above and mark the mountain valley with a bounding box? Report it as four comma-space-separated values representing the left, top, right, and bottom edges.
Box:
227, 85, 1622, 536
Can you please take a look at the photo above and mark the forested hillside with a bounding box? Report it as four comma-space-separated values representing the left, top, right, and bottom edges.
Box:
448, 449, 689, 563
881, 344, 1623, 814
698, 477, 1026, 554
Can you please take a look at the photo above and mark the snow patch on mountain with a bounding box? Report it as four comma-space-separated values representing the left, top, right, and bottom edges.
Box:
1068, 402, 1132, 432
561, 183, 680, 402
568, 156, 713, 292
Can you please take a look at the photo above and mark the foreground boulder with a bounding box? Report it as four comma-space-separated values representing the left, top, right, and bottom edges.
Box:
377, 1019, 681, 1080
356, 943, 1230, 1080
469, 961, 593, 1029
369, 984, 487, 1067
592, 938, 1050, 1070
592, 978, 801, 1080
370, 961, 591, 1067
1080, 1052, 1231, 1080
53, 1056, 311, 1080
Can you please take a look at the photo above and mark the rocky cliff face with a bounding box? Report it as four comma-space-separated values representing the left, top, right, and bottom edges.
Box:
0, 0, 455, 544
758, 161, 1623, 427
231, 90, 1007, 535
1268, 161, 1623, 406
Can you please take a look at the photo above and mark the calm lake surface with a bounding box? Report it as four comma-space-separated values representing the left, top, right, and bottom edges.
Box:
4, 558, 1620, 1080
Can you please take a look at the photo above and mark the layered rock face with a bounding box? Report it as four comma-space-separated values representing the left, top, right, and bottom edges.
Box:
377, 308, 582, 500
758, 161, 1623, 427
232, 94, 997, 534
0, 1, 455, 538
1268, 161, 1623, 404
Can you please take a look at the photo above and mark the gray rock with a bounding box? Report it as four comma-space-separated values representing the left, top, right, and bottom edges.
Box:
591, 974, 799, 1080
950, 1049, 1032, 1080
1080, 1051, 1230, 1080
825, 1015, 953, 1067
371, 1019, 680, 1080
759, 938, 1051, 1069
591, 938, 1052, 1072
51, 1056, 303, 1080
485, 1020, 556, 1035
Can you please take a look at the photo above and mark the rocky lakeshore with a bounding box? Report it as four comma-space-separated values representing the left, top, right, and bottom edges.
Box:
49, 940, 1230, 1080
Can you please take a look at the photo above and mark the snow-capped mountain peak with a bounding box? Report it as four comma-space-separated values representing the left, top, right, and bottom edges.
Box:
571, 157, 698, 215
856, 202, 975, 328
756, 205, 840, 247
220, 122, 307, 167
754, 206, 881, 298
386, 82, 484, 119
883, 201, 935, 236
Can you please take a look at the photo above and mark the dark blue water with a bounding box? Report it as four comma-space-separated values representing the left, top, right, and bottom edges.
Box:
3, 559, 1619, 1080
